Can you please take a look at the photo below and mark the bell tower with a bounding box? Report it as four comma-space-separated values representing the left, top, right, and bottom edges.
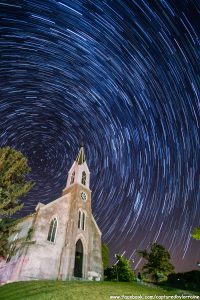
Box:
61, 145, 100, 280
62, 145, 91, 203
65, 146, 90, 190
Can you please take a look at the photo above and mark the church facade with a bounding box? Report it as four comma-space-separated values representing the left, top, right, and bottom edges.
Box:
0, 147, 103, 283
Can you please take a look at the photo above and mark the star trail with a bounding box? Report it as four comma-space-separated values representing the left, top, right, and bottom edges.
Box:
0, 0, 199, 273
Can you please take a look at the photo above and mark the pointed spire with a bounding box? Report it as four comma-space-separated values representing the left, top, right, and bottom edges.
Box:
76, 146, 86, 165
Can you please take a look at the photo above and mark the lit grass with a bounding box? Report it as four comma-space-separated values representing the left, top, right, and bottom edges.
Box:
0, 281, 196, 300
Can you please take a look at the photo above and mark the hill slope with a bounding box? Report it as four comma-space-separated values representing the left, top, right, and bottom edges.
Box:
0, 281, 196, 300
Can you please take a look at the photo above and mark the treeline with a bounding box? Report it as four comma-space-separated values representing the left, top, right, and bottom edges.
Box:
102, 239, 200, 293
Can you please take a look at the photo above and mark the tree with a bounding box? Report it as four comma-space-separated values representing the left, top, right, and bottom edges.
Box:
114, 255, 135, 282
104, 254, 135, 282
0, 146, 33, 216
0, 217, 35, 259
191, 227, 200, 240
0, 147, 33, 259
102, 243, 109, 270
0, 218, 18, 258
138, 243, 174, 283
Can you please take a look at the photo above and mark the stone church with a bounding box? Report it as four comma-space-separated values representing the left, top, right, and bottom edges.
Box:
0, 146, 103, 283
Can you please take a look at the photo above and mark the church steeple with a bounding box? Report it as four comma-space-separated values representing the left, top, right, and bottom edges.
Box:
63, 145, 90, 193
76, 147, 86, 165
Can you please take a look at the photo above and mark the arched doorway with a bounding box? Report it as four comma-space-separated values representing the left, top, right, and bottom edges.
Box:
74, 239, 83, 278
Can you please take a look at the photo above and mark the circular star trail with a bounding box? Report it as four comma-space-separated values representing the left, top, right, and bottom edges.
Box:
0, 0, 199, 272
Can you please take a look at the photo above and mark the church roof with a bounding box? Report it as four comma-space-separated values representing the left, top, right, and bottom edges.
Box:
76, 146, 86, 165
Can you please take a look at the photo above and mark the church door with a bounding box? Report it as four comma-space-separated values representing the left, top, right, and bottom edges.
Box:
74, 239, 83, 278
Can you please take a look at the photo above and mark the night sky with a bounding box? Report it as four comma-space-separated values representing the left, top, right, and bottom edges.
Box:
0, 0, 199, 273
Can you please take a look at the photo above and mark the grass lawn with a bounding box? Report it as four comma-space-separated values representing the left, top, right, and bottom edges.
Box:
0, 281, 198, 300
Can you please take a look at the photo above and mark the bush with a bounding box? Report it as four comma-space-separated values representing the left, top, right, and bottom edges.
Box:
167, 270, 200, 291
104, 255, 135, 282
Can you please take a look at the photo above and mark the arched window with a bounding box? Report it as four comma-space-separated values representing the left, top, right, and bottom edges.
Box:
78, 211, 86, 231
82, 212, 85, 230
47, 218, 57, 243
70, 171, 75, 185
81, 171, 86, 185
78, 211, 81, 229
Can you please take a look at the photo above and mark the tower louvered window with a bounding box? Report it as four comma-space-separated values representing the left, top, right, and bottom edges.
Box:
47, 218, 57, 243
81, 171, 86, 185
